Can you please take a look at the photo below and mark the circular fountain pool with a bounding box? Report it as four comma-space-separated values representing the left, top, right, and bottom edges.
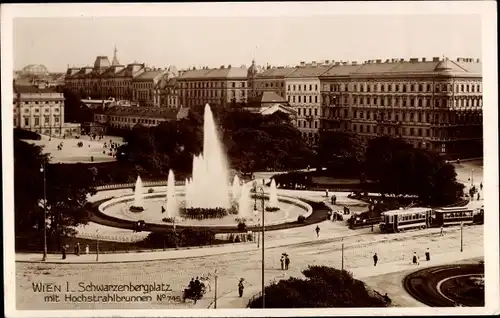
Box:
98, 188, 312, 228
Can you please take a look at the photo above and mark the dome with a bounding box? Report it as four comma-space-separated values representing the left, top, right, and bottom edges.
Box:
21, 64, 49, 77
247, 59, 258, 77
435, 58, 453, 72
94, 56, 111, 70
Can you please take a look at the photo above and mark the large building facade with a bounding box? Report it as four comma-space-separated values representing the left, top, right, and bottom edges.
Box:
177, 65, 248, 108
65, 48, 178, 108
13, 83, 81, 137
320, 57, 483, 158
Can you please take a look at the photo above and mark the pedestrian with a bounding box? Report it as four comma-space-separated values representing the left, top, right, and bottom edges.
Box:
480, 182, 483, 191
280, 256, 284, 270
62, 245, 67, 260
285, 255, 290, 270
315, 225, 320, 238
85, 245, 90, 255
440, 225, 444, 236
75, 242, 80, 256
325, 189, 329, 198
477, 192, 480, 200
373, 253, 378, 266
327, 211, 332, 220
332, 194, 337, 205
425, 248, 430, 261
238, 278, 245, 297
412, 252, 418, 265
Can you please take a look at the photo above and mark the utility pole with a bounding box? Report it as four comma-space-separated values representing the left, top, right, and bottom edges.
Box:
258, 186, 266, 309
96, 229, 99, 261
341, 238, 344, 271
214, 269, 218, 309
40, 161, 48, 261
460, 222, 463, 252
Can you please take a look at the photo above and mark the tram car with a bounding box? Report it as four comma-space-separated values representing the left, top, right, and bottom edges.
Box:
379, 207, 433, 233
432, 206, 476, 227
380, 206, 482, 233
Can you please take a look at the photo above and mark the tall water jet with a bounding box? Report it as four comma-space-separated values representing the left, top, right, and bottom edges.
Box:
185, 104, 230, 209
130, 175, 144, 212
238, 184, 251, 218
232, 175, 241, 201
166, 170, 178, 218
269, 179, 279, 208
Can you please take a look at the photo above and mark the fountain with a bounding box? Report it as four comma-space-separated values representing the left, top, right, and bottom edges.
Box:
232, 175, 241, 201
130, 175, 144, 212
268, 179, 280, 210
184, 104, 231, 209
238, 184, 251, 219
165, 170, 178, 218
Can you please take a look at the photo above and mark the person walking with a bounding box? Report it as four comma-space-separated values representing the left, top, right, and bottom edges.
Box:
75, 243, 80, 256
280, 256, 285, 270
373, 253, 378, 266
325, 189, 329, 198
332, 194, 337, 205
440, 225, 444, 236
85, 245, 90, 255
62, 245, 67, 260
238, 278, 245, 297
477, 192, 480, 200
480, 182, 483, 191
315, 225, 320, 238
412, 252, 419, 265
285, 255, 290, 270
425, 248, 430, 261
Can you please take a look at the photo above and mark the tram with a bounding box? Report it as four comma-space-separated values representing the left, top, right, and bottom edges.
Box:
432, 206, 475, 227
379, 206, 482, 233
379, 207, 433, 233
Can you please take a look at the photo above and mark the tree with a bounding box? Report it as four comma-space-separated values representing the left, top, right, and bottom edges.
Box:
14, 138, 97, 250
364, 136, 464, 205
248, 265, 389, 308
317, 130, 366, 177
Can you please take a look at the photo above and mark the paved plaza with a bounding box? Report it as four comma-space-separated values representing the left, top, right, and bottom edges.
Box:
23, 134, 124, 164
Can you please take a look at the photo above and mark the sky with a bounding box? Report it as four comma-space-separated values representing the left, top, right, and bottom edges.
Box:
13, 14, 482, 72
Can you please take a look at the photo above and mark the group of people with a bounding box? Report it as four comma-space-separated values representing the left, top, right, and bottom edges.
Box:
61, 242, 91, 259
280, 253, 291, 270
371, 249, 432, 267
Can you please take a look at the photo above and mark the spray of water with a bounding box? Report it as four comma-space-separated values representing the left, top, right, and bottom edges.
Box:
133, 175, 144, 207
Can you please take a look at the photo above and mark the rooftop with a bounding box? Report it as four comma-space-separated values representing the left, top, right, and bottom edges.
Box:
135, 70, 166, 80
179, 66, 248, 80
14, 84, 61, 94
257, 67, 297, 78
103, 106, 179, 120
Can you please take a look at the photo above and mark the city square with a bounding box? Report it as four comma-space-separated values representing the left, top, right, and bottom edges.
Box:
5, 3, 498, 317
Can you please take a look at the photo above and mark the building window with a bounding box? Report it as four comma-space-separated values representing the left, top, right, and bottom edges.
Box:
24, 117, 29, 126
315, 96, 318, 103
34, 117, 40, 126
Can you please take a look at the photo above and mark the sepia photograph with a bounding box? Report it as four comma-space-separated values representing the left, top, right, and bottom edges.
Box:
2, 2, 498, 317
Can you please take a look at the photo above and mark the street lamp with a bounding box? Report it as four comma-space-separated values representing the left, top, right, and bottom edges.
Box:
254, 185, 266, 308
40, 161, 48, 261
96, 229, 100, 261
213, 269, 218, 309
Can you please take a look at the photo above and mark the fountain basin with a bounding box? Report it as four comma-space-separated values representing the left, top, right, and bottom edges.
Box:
98, 189, 312, 228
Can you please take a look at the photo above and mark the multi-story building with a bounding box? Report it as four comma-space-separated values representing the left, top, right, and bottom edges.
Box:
286, 63, 331, 145
160, 77, 180, 109
65, 48, 178, 107
13, 83, 81, 137
320, 57, 483, 158
249, 63, 295, 100
93, 106, 179, 130
178, 65, 248, 108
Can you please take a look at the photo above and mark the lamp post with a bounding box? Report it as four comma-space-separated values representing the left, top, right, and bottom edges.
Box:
214, 269, 218, 309
40, 161, 48, 261
256, 186, 266, 308
341, 237, 344, 271
471, 169, 474, 188
96, 229, 99, 261
460, 222, 463, 252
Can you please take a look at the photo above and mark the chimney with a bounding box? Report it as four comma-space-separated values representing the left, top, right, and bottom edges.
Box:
335, 62, 340, 66
352, 61, 358, 65
422, 57, 426, 62
300, 61, 305, 67
228, 64, 232, 69
400, 58, 405, 62
433, 57, 440, 62
476, 58, 480, 63
311, 61, 317, 66
409, 58, 418, 63
325, 60, 330, 64
220, 65, 225, 69
376, 59, 382, 64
